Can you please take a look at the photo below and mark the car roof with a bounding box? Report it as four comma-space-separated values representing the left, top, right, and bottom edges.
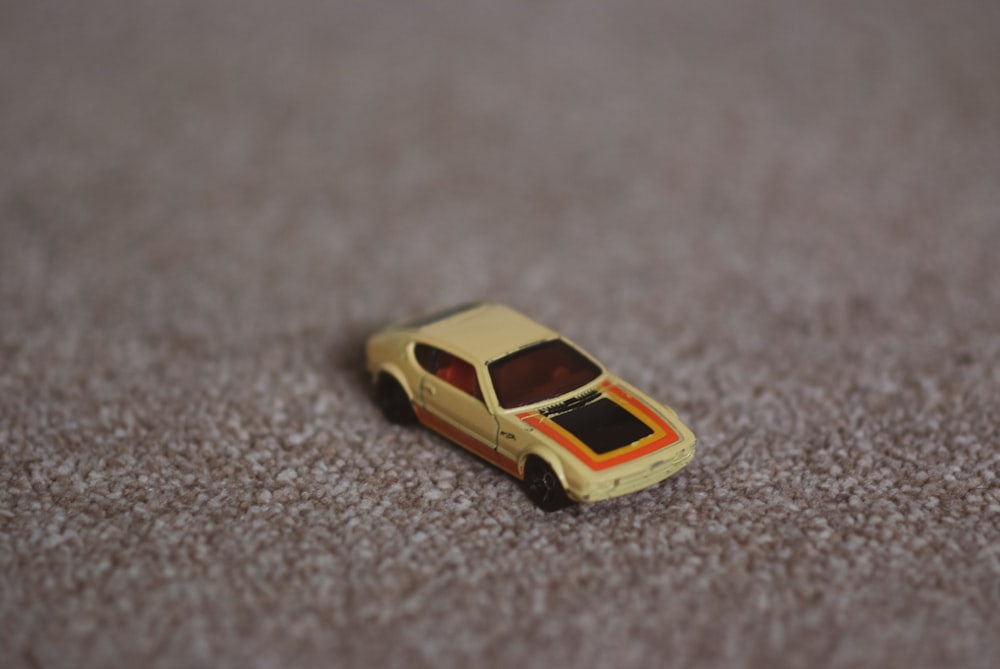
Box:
415, 303, 558, 363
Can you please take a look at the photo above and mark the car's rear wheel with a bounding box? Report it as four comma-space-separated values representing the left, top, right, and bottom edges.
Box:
523, 457, 572, 512
376, 374, 417, 425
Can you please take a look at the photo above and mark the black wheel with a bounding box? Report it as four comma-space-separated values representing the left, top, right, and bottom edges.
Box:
523, 457, 573, 512
376, 374, 416, 425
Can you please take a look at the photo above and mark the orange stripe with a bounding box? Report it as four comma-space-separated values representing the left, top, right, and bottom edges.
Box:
414, 406, 521, 477
518, 382, 680, 471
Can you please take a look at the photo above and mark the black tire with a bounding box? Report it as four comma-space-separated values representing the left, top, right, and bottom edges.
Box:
376, 374, 417, 425
523, 457, 573, 512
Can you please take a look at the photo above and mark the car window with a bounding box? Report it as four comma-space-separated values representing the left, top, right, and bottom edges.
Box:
400, 303, 483, 329
489, 339, 602, 409
415, 343, 438, 373
414, 343, 483, 401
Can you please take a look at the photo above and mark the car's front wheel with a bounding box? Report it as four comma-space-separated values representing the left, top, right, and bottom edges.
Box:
375, 374, 417, 425
523, 457, 572, 512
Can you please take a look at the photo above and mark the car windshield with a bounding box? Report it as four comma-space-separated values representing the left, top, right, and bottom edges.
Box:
488, 339, 603, 409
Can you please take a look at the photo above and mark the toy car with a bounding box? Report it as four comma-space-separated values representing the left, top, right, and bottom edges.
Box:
365, 303, 696, 511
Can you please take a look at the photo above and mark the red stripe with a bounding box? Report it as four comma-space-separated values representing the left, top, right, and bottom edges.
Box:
518, 383, 680, 471
414, 406, 521, 477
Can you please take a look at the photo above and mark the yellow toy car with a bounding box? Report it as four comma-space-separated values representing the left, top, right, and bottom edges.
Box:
365, 303, 696, 511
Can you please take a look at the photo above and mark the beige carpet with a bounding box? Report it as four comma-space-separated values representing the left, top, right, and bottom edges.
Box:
2, 1, 999, 667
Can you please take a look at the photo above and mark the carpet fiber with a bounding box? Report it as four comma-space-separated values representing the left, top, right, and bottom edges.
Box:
2, 1, 999, 667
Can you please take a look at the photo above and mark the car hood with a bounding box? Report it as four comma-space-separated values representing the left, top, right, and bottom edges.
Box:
516, 380, 683, 471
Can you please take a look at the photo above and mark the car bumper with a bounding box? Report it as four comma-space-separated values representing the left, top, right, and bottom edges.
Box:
567, 439, 697, 503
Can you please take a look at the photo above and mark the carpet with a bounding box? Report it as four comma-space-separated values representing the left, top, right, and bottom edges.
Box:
2, 1, 998, 667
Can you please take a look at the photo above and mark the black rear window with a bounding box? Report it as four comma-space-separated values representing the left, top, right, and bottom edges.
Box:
399, 303, 483, 329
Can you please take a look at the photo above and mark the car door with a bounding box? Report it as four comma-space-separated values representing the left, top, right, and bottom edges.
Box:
414, 343, 498, 448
